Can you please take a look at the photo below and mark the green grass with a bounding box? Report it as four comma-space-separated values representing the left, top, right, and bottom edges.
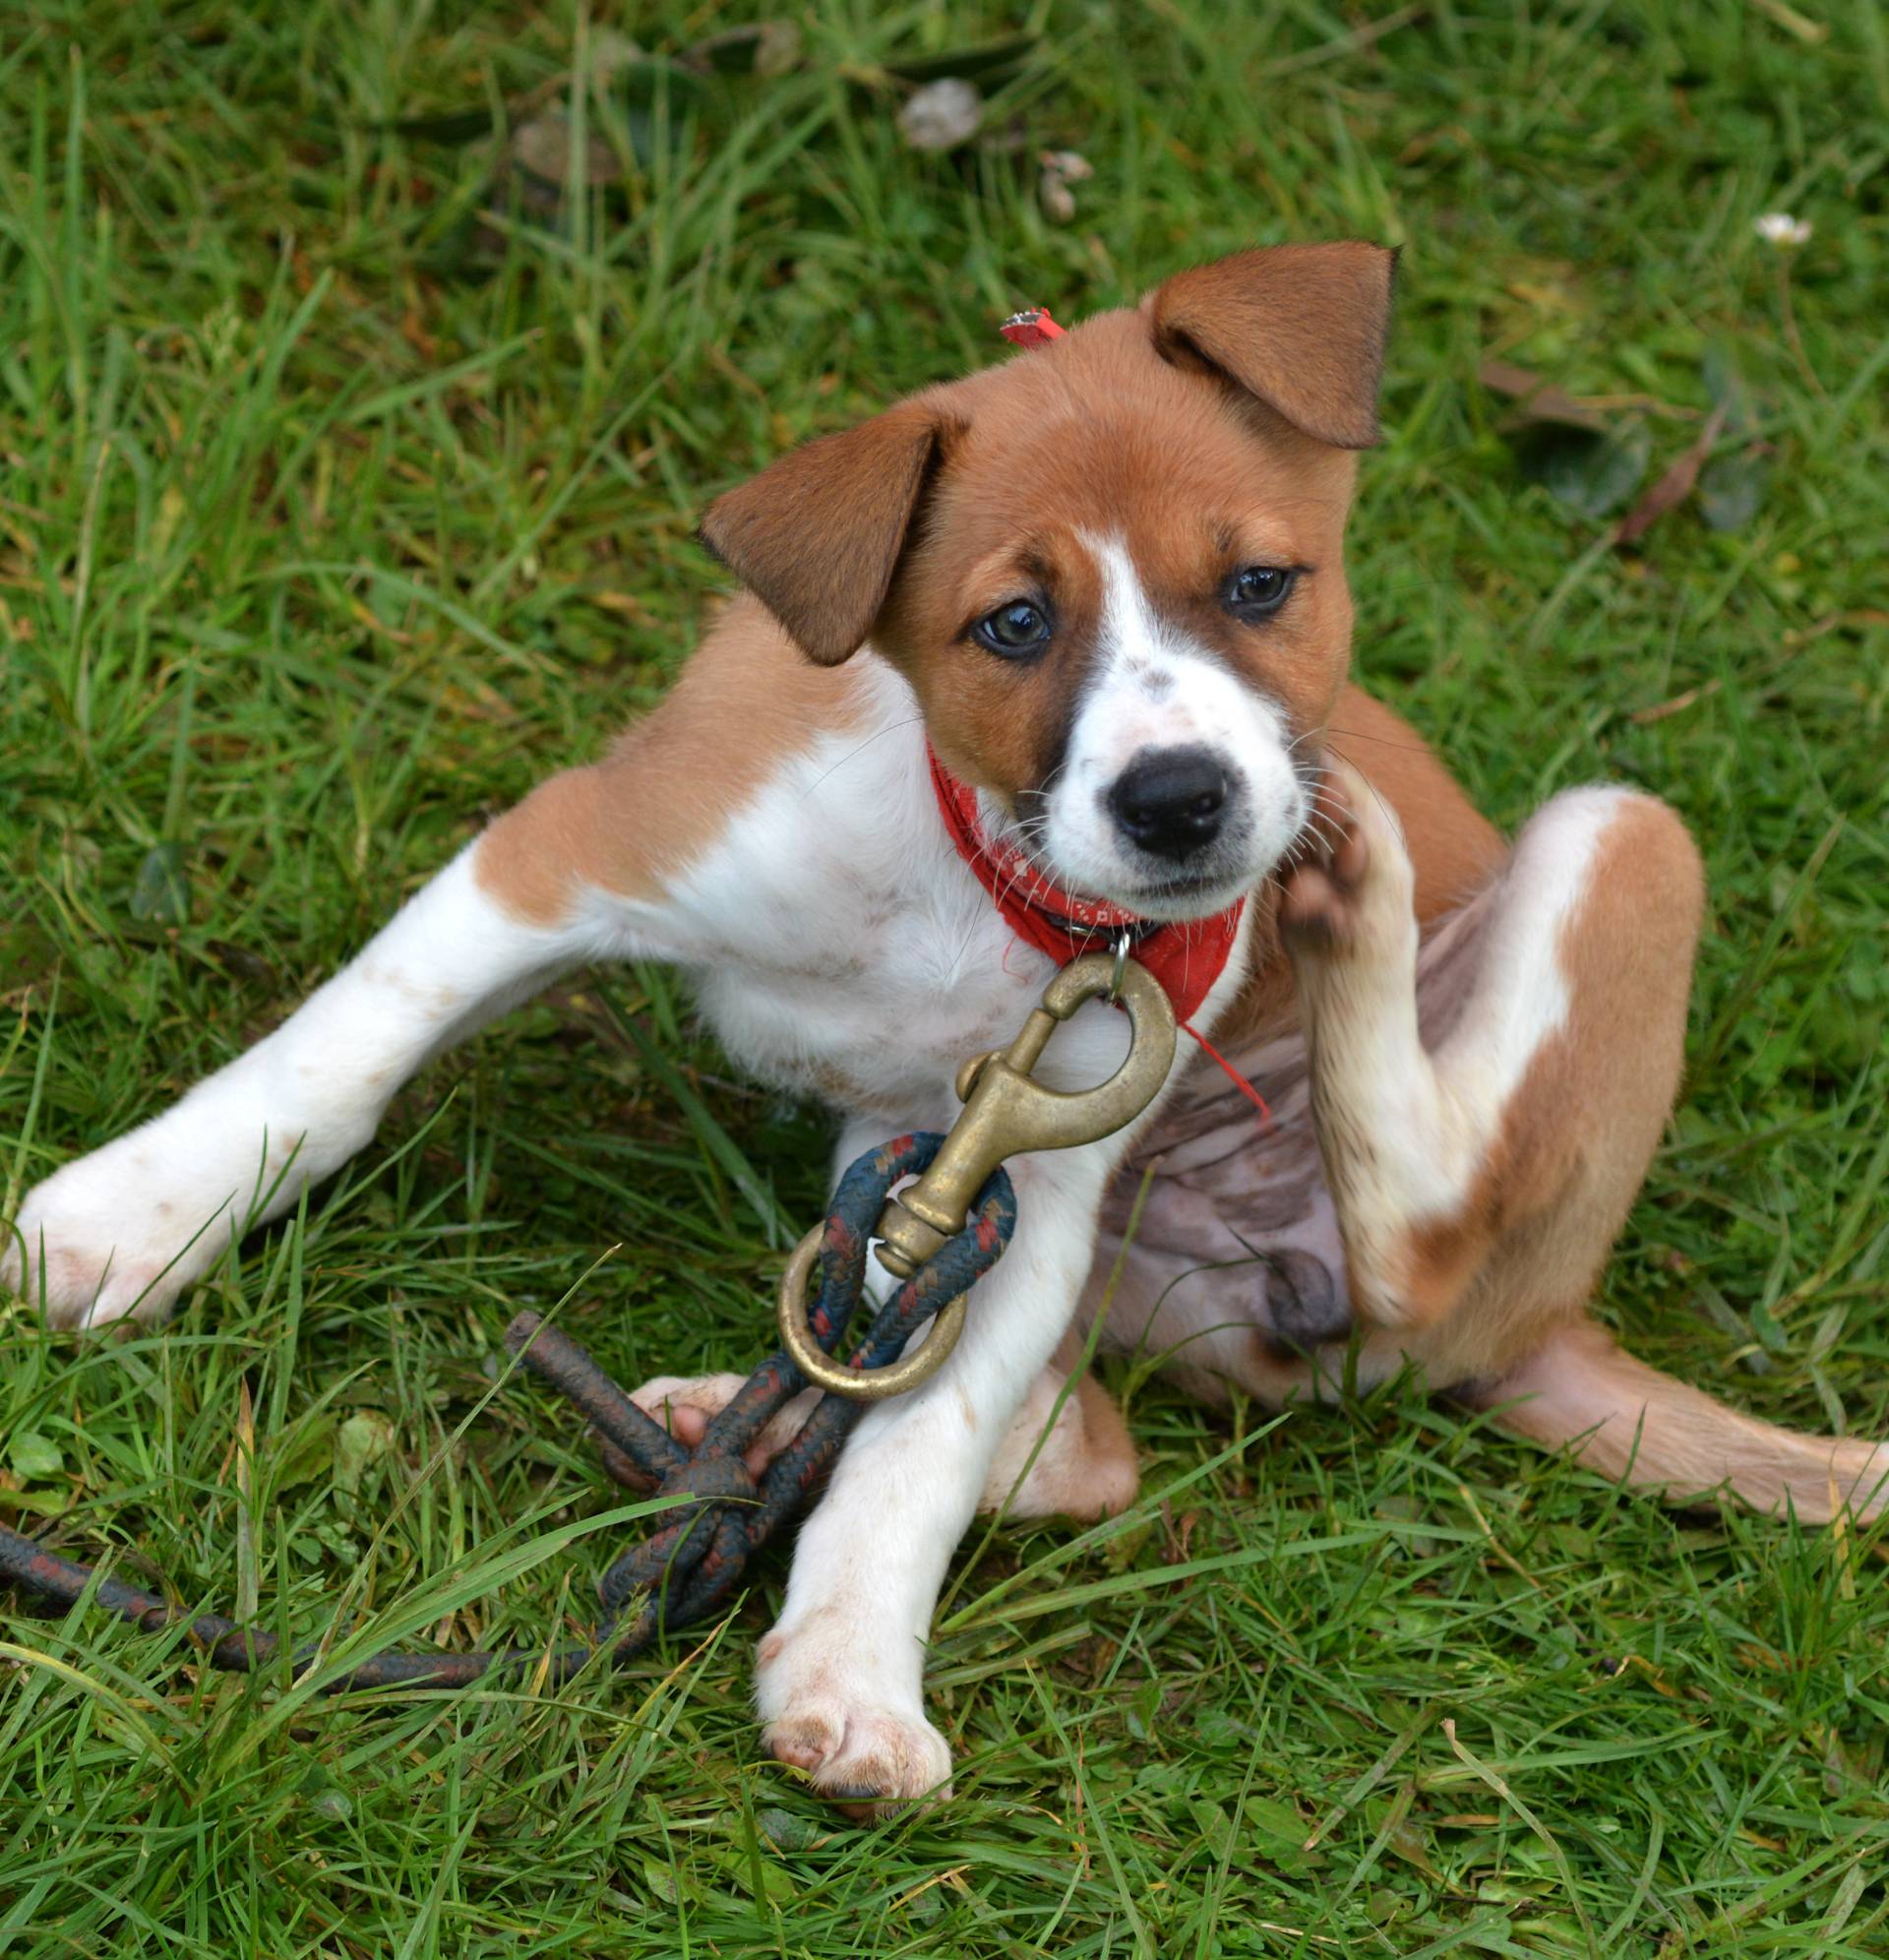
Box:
3, 1, 1887, 1952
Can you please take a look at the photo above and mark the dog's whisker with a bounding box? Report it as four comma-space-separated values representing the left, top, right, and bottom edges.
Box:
797, 716, 927, 801
1323, 745, 1403, 834
1321, 723, 1431, 756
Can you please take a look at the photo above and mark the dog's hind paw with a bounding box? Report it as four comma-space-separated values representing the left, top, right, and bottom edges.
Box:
1278, 755, 1416, 962
623, 1372, 821, 1479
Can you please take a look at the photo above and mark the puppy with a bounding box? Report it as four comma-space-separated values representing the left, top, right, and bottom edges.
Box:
8, 245, 1883, 1814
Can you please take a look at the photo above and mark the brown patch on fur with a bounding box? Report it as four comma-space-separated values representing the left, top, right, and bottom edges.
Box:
1149, 242, 1397, 451
1390, 1211, 1493, 1331
1323, 691, 1508, 922
474, 595, 867, 925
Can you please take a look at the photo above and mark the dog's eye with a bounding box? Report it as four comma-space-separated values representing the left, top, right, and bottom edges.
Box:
971, 600, 1052, 657
1225, 566, 1297, 617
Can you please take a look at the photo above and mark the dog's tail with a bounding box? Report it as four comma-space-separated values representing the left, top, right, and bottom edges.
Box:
1478, 1321, 1889, 1524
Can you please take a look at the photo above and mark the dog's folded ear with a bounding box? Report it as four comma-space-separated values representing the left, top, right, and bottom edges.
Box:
699, 404, 944, 665
1150, 243, 1397, 451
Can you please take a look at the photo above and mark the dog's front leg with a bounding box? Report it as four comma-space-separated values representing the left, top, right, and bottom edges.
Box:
3, 764, 663, 1328
756, 1138, 1115, 1815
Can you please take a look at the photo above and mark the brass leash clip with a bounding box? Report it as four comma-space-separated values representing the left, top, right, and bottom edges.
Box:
777, 951, 1178, 1400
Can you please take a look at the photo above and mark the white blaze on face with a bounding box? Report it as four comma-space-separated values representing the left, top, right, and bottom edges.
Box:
1039, 534, 1310, 919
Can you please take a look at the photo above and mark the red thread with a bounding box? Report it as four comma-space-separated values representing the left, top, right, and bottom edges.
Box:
1180, 1019, 1272, 1124
1000, 307, 1066, 349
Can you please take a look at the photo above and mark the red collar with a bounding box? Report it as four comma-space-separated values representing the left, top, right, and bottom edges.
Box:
927, 744, 1245, 1024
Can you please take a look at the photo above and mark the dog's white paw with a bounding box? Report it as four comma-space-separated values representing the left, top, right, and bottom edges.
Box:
630, 1372, 753, 1439
627, 1371, 821, 1473
1, 1077, 336, 1329
756, 1616, 952, 1818
3, 1133, 252, 1329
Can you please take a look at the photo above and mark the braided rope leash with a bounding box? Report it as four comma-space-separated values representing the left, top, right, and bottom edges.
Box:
0, 1133, 1012, 1691
3, 949, 1180, 1695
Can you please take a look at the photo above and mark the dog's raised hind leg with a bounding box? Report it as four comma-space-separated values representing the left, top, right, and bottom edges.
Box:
1279, 757, 1702, 1346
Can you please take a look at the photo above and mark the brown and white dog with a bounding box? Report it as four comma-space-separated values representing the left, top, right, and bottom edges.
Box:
7, 245, 1883, 1811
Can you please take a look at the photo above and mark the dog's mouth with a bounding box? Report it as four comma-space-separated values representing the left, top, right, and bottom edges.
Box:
1033, 841, 1265, 926
992, 830, 1272, 929
993, 811, 1234, 923
1090, 809, 1335, 923
1107, 861, 1256, 922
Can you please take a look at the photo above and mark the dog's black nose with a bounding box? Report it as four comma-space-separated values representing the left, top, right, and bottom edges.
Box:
1109, 747, 1228, 860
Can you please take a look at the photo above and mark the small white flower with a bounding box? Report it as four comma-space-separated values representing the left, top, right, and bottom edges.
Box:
1754, 212, 1812, 248
897, 79, 981, 153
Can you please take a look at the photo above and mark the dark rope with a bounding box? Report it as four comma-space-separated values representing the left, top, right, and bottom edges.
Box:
0, 1133, 1015, 1693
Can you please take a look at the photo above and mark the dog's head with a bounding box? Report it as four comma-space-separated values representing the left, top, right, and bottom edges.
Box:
700, 243, 1394, 921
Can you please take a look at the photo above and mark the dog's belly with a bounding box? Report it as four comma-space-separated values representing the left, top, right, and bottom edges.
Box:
1085, 1023, 1355, 1402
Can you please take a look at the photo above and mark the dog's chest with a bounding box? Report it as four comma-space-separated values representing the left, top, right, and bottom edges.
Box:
688, 863, 1039, 1123
640, 689, 1132, 1125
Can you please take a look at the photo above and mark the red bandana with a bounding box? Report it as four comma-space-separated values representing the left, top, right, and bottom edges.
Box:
927, 744, 1246, 1025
